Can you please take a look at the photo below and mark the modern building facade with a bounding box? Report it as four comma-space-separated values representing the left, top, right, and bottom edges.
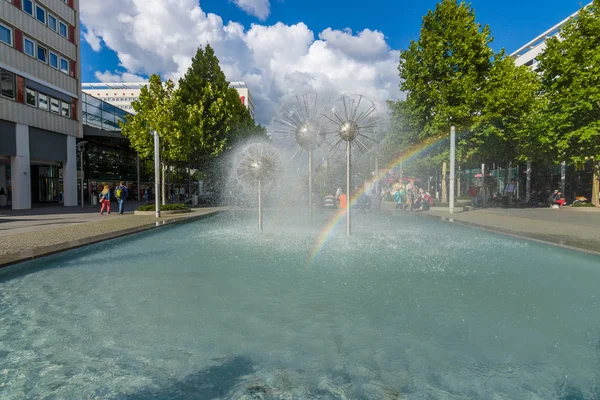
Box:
511, 2, 592, 69
82, 82, 145, 113
0, 0, 81, 209
229, 82, 255, 120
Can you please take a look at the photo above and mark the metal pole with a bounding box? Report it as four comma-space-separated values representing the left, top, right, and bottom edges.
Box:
450, 126, 456, 214
80, 148, 84, 208
153, 131, 161, 218
136, 153, 141, 204
258, 179, 263, 232
481, 163, 486, 207
526, 161, 532, 203
375, 156, 379, 194
346, 140, 351, 235
308, 150, 313, 222
561, 161, 566, 192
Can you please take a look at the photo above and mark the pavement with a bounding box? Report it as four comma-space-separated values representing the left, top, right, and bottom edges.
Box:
425, 206, 600, 255
0, 205, 224, 267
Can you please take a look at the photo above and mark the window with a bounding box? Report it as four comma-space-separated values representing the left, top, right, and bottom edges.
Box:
22, 0, 33, 15
24, 37, 35, 57
26, 88, 37, 106
35, 5, 46, 24
38, 93, 48, 110
50, 97, 59, 114
0, 69, 15, 99
37, 44, 48, 63
49, 51, 58, 69
61, 101, 70, 117
60, 57, 69, 74
0, 22, 12, 46
59, 22, 67, 38
48, 14, 57, 31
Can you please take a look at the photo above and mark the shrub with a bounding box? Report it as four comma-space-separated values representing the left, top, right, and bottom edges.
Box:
137, 203, 189, 211
571, 202, 596, 208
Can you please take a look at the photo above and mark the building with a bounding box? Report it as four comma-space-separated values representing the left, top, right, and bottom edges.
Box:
229, 82, 255, 120
511, 2, 592, 69
82, 82, 146, 113
0, 0, 82, 210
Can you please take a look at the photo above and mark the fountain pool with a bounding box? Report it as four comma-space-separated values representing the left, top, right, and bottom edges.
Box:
0, 212, 599, 399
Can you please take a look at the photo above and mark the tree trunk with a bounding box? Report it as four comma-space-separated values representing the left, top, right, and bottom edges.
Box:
161, 163, 167, 206
593, 163, 600, 207
441, 162, 447, 203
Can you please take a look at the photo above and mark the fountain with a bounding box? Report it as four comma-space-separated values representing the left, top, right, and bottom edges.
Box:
272, 93, 331, 222
321, 94, 381, 234
233, 141, 281, 231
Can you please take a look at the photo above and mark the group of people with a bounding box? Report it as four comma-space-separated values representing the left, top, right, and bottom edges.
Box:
98, 181, 129, 215
389, 181, 433, 211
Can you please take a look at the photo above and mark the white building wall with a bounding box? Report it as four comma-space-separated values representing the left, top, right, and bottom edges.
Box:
62, 135, 77, 206
10, 124, 31, 210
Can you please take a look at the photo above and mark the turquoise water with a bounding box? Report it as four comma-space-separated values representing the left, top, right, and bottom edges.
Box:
0, 212, 599, 399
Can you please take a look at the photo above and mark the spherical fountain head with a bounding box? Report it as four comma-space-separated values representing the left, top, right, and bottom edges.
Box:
339, 120, 360, 142
294, 119, 321, 151
234, 142, 282, 189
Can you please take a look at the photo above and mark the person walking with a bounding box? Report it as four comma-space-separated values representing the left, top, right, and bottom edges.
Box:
99, 184, 111, 215
114, 181, 129, 215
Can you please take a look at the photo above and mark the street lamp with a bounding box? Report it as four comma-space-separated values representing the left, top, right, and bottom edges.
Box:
76, 141, 88, 208
152, 131, 161, 218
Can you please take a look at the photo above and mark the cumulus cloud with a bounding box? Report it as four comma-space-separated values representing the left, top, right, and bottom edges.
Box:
95, 71, 148, 83
233, 0, 270, 20
80, 0, 401, 124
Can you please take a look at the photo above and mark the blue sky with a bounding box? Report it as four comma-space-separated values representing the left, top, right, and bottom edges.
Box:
79, 0, 589, 123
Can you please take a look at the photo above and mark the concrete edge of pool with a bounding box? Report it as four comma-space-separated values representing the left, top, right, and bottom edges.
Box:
0, 210, 223, 269
421, 213, 600, 257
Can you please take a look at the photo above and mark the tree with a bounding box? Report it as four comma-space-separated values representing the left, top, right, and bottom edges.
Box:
537, 0, 600, 205
398, 0, 494, 137
469, 53, 541, 183
120, 74, 192, 204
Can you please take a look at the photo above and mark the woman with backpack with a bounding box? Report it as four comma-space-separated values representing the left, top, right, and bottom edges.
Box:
99, 184, 111, 215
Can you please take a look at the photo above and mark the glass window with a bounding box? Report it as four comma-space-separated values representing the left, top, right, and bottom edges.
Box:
0, 69, 15, 99
26, 88, 36, 106
37, 44, 47, 63
24, 37, 35, 57
35, 5, 46, 24
22, 0, 33, 15
59, 22, 67, 38
49, 52, 58, 69
0, 22, 12, 46
61, 101, 71, 117
60, 58, 69, 74
48, 14, 57, 31
50, 98, 60, 114
38, 93, 48, 110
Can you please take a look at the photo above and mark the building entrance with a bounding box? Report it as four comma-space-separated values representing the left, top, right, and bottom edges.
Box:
31, 165, 60, 203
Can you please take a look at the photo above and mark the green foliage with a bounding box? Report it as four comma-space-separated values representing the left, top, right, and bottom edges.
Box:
468, 54, 541, 165
537, 0, 600, 165
571, 202, 596, 207
120, 75, 191, 164
137, 203, 188, 211
398, 0, 494, 137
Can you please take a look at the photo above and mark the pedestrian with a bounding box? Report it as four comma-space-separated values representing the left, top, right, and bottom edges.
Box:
99, 184, 111, 215
114, 181, 129, 215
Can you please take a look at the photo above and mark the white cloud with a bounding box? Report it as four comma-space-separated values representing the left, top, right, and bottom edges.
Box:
233, 0, 270, 20
83, 28, 102, 52
80, 0, 401, 124
95, 71, 148, 83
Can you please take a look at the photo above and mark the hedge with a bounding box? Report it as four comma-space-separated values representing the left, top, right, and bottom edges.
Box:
137, 203, 189, 211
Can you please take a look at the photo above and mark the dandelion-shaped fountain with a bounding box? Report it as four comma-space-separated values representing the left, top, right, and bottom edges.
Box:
272, 93, 330, 222
234, 142, 281, 231
321, 94, 381, 235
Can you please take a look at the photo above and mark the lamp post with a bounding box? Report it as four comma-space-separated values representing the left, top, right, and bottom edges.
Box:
450, 126, 456, 214
152, 131, 160, 218
76, 141, 88, 208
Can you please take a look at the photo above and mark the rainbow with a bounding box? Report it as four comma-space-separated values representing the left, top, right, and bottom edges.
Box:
308, 135, 448, 263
